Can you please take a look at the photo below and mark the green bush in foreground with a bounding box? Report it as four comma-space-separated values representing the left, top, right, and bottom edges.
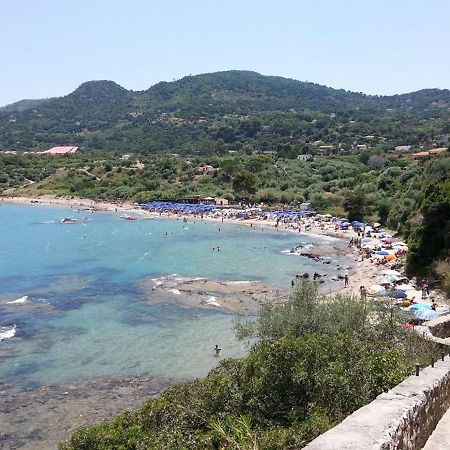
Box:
60, 283, 438, 450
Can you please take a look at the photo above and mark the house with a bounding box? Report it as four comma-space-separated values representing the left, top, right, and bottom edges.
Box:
429, 147, 448, 155
39, 146, 79, 155
413, 148, 447, 160
196, 164, 216, 176
317, 145, 334, 155
121, 154, 131, 161
299, 202, 312, 211
297, 154, 313, 161
395, 145, 412, 152
215, 198, 229, 206
355, 144, 368, 151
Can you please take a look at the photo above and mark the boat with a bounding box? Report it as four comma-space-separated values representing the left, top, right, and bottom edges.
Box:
121, 215, 138, 221
61, 218, 78, 224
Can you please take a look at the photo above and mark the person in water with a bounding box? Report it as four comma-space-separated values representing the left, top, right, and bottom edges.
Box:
214, 344, 221, 356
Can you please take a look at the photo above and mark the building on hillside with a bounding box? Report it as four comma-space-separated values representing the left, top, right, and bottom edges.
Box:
395, 145, 412, 152
299, 202, 312, 211
196, 164, 216, 176
39, 146, 79, 155
429, 147, 448, 155
297, 154, 313, 161
121, 154, 131, 161
316, 145, 334, 155
355, 144, 369, 151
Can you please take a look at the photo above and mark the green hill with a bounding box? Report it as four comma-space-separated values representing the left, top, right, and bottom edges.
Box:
1, 71, 449, 153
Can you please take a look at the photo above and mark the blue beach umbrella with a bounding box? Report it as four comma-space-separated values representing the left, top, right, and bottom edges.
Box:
410, 303, 432, 311
414, 309, 438, 321
387, 289, 407, 299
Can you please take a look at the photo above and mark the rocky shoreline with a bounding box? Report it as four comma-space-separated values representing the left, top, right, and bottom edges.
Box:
0, 375, 176, 450
139, 275, 289, 315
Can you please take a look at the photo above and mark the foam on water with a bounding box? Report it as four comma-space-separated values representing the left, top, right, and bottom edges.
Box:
0, 324, 16, 340
7, 295, 29, 304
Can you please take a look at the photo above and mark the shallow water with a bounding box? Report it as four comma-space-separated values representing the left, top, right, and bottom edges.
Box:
0, 204, 349, 388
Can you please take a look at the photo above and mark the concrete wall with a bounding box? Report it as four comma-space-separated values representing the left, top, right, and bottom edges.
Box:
304, 358, 450, 450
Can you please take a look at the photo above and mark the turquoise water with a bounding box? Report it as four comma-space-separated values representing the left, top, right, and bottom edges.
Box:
0, 204, 346, 387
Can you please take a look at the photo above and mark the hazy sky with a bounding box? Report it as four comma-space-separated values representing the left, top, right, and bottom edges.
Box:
1, 0, 450, 105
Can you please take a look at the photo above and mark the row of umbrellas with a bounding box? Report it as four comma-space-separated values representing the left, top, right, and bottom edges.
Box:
140, 201, 216, 213
368, 269, 440, 321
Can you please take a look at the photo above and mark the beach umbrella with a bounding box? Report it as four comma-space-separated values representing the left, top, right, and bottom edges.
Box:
414, 309, 438, 321
352, 221, 364, 228
378, 269, 402, 276
373, 223, 381, 228
385, 254, 396, 261
375, 250, 390, 256
387, 289, 407, 299
368, 285, 386, 295
395, 284, 416, 291
410, 303, 432, 311
382, 237, 395, 244
406, 290, 423, 300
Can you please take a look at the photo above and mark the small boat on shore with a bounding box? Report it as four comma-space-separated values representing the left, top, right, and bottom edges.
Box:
61, 218, 78, 224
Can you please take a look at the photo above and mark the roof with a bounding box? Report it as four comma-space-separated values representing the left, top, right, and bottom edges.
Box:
41, 146, 79, 154
429, 148, 447, 154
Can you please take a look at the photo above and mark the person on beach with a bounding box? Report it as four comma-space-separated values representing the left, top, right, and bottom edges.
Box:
344, 274, 349, 287
359, 285, 367, 300
214, 344, 221, 356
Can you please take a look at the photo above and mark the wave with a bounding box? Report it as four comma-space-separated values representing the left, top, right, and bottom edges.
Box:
204, 296, 220, 307
7, 295, 28, 304
0, 324, 16, 341
167, 289, 181, 295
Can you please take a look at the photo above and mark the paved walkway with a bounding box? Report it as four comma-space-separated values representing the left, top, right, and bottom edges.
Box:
422, 405, 450, 449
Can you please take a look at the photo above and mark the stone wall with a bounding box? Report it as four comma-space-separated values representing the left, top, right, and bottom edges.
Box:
304, 358, 450, 450
427, 315, 450, 339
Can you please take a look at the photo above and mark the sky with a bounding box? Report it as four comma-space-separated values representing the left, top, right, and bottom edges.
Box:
1, 0, 450, 106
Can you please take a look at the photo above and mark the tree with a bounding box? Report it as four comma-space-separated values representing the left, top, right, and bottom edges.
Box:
378, 198, 391, 224
343, 191, 369, 222
407, 180, 450, 274
232, 171, 257, 201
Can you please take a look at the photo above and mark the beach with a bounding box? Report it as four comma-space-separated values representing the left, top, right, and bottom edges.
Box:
0, 194, 379, 299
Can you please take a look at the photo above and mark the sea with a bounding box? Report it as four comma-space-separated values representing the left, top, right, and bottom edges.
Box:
0, 203, 349, 389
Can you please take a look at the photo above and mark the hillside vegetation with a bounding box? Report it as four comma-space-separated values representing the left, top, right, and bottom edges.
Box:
1, 71, 450, 154
59, 283, 439, 449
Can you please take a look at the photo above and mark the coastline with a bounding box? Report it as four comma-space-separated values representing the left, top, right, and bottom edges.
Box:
0, 194, 383, 299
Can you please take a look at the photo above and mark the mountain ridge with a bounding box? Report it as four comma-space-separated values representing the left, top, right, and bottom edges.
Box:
1, 70, 449, 153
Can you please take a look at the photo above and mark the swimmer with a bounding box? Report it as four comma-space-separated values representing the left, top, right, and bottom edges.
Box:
214, 344, 221, 356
